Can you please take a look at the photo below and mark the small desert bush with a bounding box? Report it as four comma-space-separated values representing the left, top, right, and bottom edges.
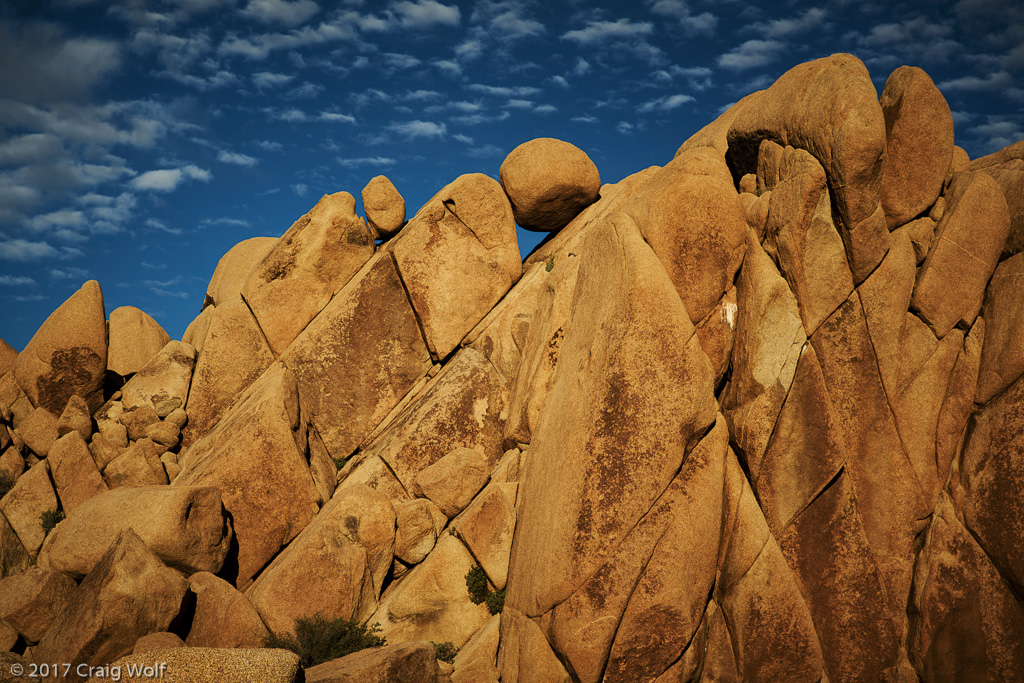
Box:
485, 589, 505, 615
264, 614, 385, 668
432, 641, 457, 664
465, 565, 504, 614
41, 509, 64, 535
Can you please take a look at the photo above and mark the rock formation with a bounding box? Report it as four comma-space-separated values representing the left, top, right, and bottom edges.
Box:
0, 53, 1022, 681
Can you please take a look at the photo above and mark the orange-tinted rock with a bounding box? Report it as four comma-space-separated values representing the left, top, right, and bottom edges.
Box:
104, 437, 168, 488
975, 161, 1024, 258
0, 566, 76, 643
84, 647, 300, 683
0, 460, 57, 556
879, 66, 954, 230
0, 514, 29, 579
362, 175, 406, 240
242, 192, 374, 355
499, 138, 601, 232
912, 170, 1011, 337
119, 341, 195, 412
132, 631, 185, 654
47, 432, 107, 514
694, 287, 737, 388
305, 641, 443, 683
412, 447, 489, 519
0, 340, 15, 378
56, 395, 91, 442
14, 280, 107, 415
281, 252, 432, 461
975, 252, 1024, 403
17, 406, 59, 457
204, 236, 277, 309
184, 571, 269, 648
623, 146, 747, 325
453, 482, 516, 590
393, 498, 446, 566
181, 306, 215, 353
106, 306, 171, 377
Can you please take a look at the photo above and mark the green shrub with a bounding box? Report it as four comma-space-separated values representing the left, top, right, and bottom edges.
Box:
432, 641, 457, 664
264, 614, 385, 667
332, 456, 348, 471
545, 255, 555, 272
41, 509, 64, 535
485, 589, 505, 615
0, 471, 14, 498
465, 566, 489, 605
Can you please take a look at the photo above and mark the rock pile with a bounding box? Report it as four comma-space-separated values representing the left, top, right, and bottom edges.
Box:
0, 53, 1022, 681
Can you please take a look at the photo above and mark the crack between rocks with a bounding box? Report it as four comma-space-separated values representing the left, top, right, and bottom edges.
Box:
781, 464, 847, 537
388, 251, 437, 361
749, 341, 807, 491
239, 293, 276, 359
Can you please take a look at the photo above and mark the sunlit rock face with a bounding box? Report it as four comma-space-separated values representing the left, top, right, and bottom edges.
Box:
2, 55, 1024, 682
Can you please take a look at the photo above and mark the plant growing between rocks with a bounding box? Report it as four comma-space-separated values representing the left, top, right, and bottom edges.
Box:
432, 641, 457, 664
263, 613, 386, 667
465, 565, 504, 614
41, 509, 64, 535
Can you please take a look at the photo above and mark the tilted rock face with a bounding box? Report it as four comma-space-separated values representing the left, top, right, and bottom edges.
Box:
184, 571, 269, 648
106, 306, 171, 377
13, 280, 107, 415
242, 192, 375, 355
499, 137, 601, 232
203, 236, 278, 309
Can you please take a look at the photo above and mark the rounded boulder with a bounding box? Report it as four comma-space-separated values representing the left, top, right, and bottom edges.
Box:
499, 138, 600, 232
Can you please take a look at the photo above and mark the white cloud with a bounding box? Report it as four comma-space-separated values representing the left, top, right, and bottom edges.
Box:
717, 39, 786, 70
131, 165, 212, 191
319, 111, 357, 123
468, 83, 542, 97
0, 275, 36, 286
0, 134, 64, 167
292, 183, 308, 196
938, 70, 1013, 92
383, 53, 421, 69
452, 133, 474, 144
562, 18, 654, 44
219, 20, 357, 59
199, 217, 251, 228
433, 59, 462, 75
504, 99, 534, 109
638, 93, 694, 112
242, 0, 320, 26
49, 267, 90, 280
253, 71, 294, 88
649, 0, 717, 36
0, 239, 58, 261
534, 104, 556, 114
257, 140, 284, 151
28, 209, 85, 232
550, 75, 569, 88
455, 39, 483, 61
466, 144, 504, 158
616, 121, 635, 134
145, 218, 183, 235
391, 0, 460, 28
572, 114, 599, 123
470, 0, 544, 39
218, 151, 260, 166
386, 120, 447, 138
337, 156, 397, 167
748, 8, 826, 38
573, 57, 591, 76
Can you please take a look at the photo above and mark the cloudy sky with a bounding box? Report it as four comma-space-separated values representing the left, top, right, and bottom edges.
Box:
0, 0, 1021, 351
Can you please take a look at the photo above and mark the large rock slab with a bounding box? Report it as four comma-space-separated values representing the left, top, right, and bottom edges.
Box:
911, 170, 1011, 337
281, 252, 432, 460
182, 300, 274, 446
305, 641, 442, 683
184, 571, 269, 648
242, 192, 374, 355
0, 566, 76, 643
879, 66, 954, 230
119, 341, 195, 412
976, 161, 1024, 258
507, 211, 716, 619
623, 146, 747, 325
84, 647, 301, 683
13, 280, 107, 415
204, 236, 278, 309
389, 173, 521, 358
106, 306, 171, 377
174, 362, 319, 590
0, 460, 57, 556
975, 251, 1024, 403
246, 484, 396, 636
46, 432, 107, 514
412, 447, 489, 519
38, 485, 231, 579
499, 137, 601, 232
0, 514, 30, 580
0, 339, 15, 378
361, 347, 508, 494
34, 528, 189, 671
452, 482, 516, 590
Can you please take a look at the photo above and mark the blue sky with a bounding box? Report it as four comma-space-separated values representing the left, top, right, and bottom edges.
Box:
1, 0, 1022, 351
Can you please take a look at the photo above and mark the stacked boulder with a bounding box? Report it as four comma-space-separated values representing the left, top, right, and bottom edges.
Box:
0, 52, 1022, 681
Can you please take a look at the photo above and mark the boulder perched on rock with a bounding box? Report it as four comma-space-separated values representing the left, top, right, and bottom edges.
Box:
362, 175, 406, 240
106, 306, 171, 377
13, 280, 107, 415
499, 138, 601, 232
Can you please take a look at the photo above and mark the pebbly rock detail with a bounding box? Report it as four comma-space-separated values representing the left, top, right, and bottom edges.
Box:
0, 54, 1022, 683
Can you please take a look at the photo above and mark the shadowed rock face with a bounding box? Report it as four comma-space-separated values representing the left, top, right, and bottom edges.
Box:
4, 55, 1024, 683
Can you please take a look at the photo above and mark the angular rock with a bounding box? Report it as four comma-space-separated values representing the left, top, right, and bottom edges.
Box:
393, 498, 446, 565
624, 146, 747, 325
453, 482, 516, 590
281, 252, 432, 461
452, 615, 499, 683
181, 305, 216, 354
879, 66, 955, 230
246, 484, 396, 636
125, 404, 159, 441
498, 606, 571, 683
362, 175, 406, 240
106, 306, 171, 377
336, 454, 410, 504
370, 535, 490, 647
0, 566, 76, 643
0, 460, 57, 556
0, 447, 24, 482
13, 280, 107, 415
184, 571, 269, 648
977, 162, 1024, 258
894, 215, 936, 263
912, 170, 1011, 337
182, 300, 274, 446
34, 528, 189, 669
38, 484, 231, 578
119, 341, 196, 413
84, 646, 300, 683
0, 513, 29, 579
56, 395, 91, 442
975, 252, 1024, 403
0, 340, 15, 378
104, 438, 168, 488
174, 362, 319, 590
145, 421, 180, 449
305, 641, 441, 683
937, 319, 984, 482
242, 192, 374, 355
499, 138, 601, 232
204, 236, 278, 309
390, 173, 521, 358
361, 347, 508, 494
17, 406, 58, 457
88, 434, 122, 472
507, 211, 716, 619
47, 432, 107, 514
165, 407, 188, 430
694, 287, 737, 388
413, 447, 489, 519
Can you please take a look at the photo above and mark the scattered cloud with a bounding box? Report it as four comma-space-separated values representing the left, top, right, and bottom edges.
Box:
242, 0, 320, 26
386, 120, 447, 138
390, 0, 461, 29
466, 144, 504, 158
550, 75, 570, 88
131, 165, 212, 192
319, 111, 357, 123
638, 93, 694, 112
616, 121, 635, 134
49, 267, 90, 280
938, 70, 1013, 92
199, 217, 251, 228
257, 140, 284, 151
292, 182, 308, 196
337, 156, 397, 167
253, 71, 294, 88
563, 18, 654, 44
649, 0, 717, 36
383, 53, 421, 69
0, 275, 35, 286
218, 151, 259, 166
572, 57, 591, 76
572, 114, 599, 123
218, 20, 357, 59
717, 39, 786, 70
145, 218, 183, 235
468, 83, 542, 97
470, 1, 545, 40
749, 8, 827, 38
0, 239, 60, 261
